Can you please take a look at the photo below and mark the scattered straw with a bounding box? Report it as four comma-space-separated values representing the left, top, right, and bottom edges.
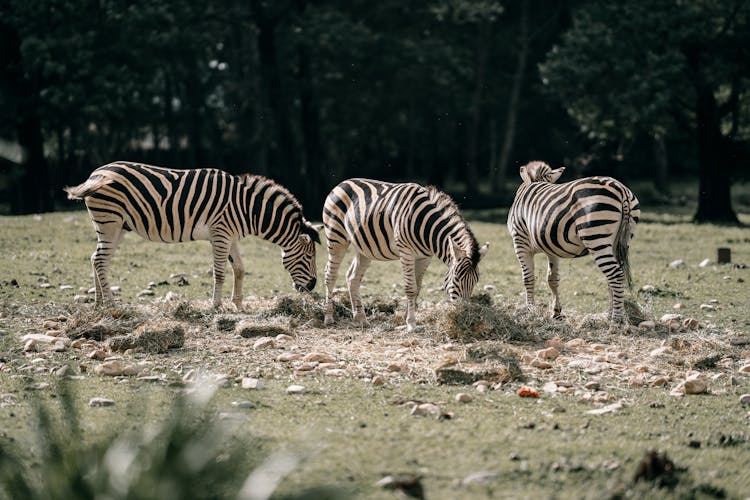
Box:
235, 321, 290, 338
429, 294, 536, 342
108, 322, 184, 353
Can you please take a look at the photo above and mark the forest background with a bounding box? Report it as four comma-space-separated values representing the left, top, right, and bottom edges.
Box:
1, 0, 748, 223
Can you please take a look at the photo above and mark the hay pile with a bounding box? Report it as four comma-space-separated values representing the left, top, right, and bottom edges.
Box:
108, 322, 184, 353
64, 307, 143, 340
235, 320, 290, 338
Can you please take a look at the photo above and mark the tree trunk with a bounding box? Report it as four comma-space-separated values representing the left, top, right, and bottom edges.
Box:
1, 20, 53, 214
652, 134, 669, 195
491, 0, 529, 194
686, 46, 738, 224
465, 20, 490, 196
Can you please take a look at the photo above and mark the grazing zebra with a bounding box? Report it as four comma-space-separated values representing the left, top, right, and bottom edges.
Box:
507, 161, 640, 324
322, 178, 489, 331
65, 161, 320, 308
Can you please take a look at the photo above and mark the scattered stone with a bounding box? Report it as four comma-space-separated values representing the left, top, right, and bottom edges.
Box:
52, 341, 67, 352
231, 401, 256, 409
218, 412, 246, 421
88, 397, 115, 407
22, 334, 71, 346
682, 318, 699, 329
88, 349, 107, 360
303, 352, 335, 363
455, 392, 473, 403
252, 337, 275, 350
325, 368, 347, 377
565, 338, 586, 348
740, 394, 750, 405
530, 358, 553, 369
640, 285, 656, 292
410, 402, 440, 417
241, 377, 264, 390
649, 346, 671, 357
387, 363, 405, 372
739, 364, 750, 374
668, 259, 685, 269
586, 401, 624, 415
698, 258, 712, 268
137, 289, 155, 297
275, 334, 293, 342
638, 320, 656, 329
94, 360, 137, 377
23, 339, 37, 352
462, 470, 499, 485
295, 362, 317, 372
535, 347, 560, 360
673, 303, 683, 310
699, 304, 715, 311
286, 384, 306, 394
55, 365, 72, 378
683, 377, 707, 394
74, 294, 93, 303
276, 352, 302, 362
650, 376, 670, 387
372, 375, 385, 386
60, 285, 74, 290
584, 381, 600, 391
376, 475, 424, 499
659, 313, 681, 323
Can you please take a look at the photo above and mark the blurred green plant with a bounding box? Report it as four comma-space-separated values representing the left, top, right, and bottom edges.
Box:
0, 380, 339, 500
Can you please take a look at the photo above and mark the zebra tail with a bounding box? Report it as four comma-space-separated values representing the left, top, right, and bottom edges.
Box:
615, 197, 633, 289
64, 175, 112, 200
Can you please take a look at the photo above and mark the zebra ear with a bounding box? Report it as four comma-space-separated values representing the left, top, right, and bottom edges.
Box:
549, 167, 565, 183
478, 242, 490, 260
450, 240, 465, 260
519, 165, 532, 183
299, 234, 312, 244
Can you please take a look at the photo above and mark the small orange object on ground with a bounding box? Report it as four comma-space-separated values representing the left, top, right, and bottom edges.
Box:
517, 386, 540, 398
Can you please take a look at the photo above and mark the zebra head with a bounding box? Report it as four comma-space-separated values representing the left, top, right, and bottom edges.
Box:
444, 240, 490, 301
520, 161, 565, 184
282, 220, 322, 292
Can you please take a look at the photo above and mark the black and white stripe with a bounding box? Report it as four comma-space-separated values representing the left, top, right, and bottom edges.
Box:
507, 161, 640, 324
322, 178, 489, 331
65, 161, 320, 307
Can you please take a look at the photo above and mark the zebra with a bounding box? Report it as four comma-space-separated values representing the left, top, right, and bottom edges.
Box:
507, 161, 640, 324
322, 178, 489, 331
65, 161, 321, 308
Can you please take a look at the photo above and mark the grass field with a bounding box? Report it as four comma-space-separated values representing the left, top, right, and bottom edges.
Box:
1, 206, 750, 499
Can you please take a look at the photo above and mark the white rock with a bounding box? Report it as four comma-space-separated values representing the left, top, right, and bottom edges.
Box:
59, 285, 74, 290
23, 339, 37, 352
698, 258, 713, 268
640, 285, 656, 292
94, 360, 128, 376
669, 259, 686, 268
241, 377, 264, 390
740, 394, 750, 405
659, 313, 682, 322
684, 377, 708, 394
673, 303, 684, 310
586, 402, 624, 415
531, 358, 553, 369
455, 393, 473, 403
649, 346, 671, 357
638, 320, 656, 329
542, 382, 558, 393
88, 397, 115, 407
275, 334, 293, 341
699, 304, 715, 311
286, 384, 306, 394
410, 403, 440, 417
738, 364, 750, 374
252, 337, 275, 350
22, 334, 71, 346
137, 289, 155, 297
324, 368, 347, 377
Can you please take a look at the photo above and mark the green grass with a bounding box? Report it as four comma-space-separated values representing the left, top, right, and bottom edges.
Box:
1, 208, 750, 499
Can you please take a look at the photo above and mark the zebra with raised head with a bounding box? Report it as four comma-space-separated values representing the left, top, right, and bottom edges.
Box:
65, 161, 321, 308
507, 161, 640, 324
322, 178, 489, 331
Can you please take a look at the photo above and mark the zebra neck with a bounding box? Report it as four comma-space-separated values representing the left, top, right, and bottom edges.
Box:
435, 227, 473, 265
240, 184, 301, 248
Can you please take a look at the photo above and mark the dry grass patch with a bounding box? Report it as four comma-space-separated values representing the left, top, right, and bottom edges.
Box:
108, 322, 185, 353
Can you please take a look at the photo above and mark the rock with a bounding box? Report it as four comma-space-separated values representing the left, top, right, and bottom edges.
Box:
584, 381, 600, 391
372, 375, 385, 386
23, 339, 37, 352
650, 376, 670, 387
640, 285, 656, 292
542, 382, 558, 393
302, 352, 335, 363
137, 289, 155, 297
275, 334, 293, 342
565, 338, 586, 348
387, 363, 405, 372
698, 258, 713, 268
286, 384, 306, 394
252, 337, 275, 350
531, 358, 552, 369
22, 334, 71, 346
231, 401, 256, 409
535, 347, 560, 360
682, 318, 699, 329
74, 294, 93, 303
52, 341, 67, 352
455, 392, 473, 403
88, 349, 107, 360
739, 364, 750, 374
88, 397, 115, 407
638, 320, 656, 329
673, 303, 684, 310
586, 401, 624, 415
669, 259, 686, 268
659, 313, 682, 323
59, 285, 74, 290
241, 377, 264, 390
410, 403, 440, 417
94, 360, 125, 376
684, 375, 708, 394
55, 365, 72, 378
71, 339, 88, 349
42, 320, 59, 329
462, 470, 499, 485
740, 394, 750, 405
325, 368, 347, 377
296, 362, 317, 372
276, 352, 302, 362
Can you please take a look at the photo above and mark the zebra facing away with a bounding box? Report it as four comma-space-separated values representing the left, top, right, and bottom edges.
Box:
65, 162, 321, 308
507, 161, 640, 324
322, 178, 489, 332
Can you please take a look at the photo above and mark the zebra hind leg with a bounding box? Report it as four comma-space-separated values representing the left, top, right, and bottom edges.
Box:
346, 253, 371, 325
546, 254, 562, 319
590, 247, 627, 325
514, 248, 536, 309
323, 241, 349, 326
228, 240, 244, 310
90, 220, 124, 307
209, 234, 231, 309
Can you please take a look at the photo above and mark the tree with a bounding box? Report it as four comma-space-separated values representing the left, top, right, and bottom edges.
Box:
540, 0, 750, 223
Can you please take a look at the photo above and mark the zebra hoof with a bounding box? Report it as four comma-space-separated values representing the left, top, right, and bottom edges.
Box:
352, 312, 368, 325
324, 316, 334, 327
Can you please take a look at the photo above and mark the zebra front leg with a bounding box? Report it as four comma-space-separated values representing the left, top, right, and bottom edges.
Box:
399, 253, 419, 332
546, 254, 562, 318
228, 240, 244, 310
414, 257, 431, 295
209, 234, 231, 309
323, 243, 348, 326
346, 253, 371, 325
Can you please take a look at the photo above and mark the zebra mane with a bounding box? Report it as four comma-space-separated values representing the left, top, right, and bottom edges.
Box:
240, 174, 320, 243
425, 186, 480, 266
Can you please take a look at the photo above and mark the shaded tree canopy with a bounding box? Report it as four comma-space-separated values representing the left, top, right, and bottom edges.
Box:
0, 0, 748, 222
